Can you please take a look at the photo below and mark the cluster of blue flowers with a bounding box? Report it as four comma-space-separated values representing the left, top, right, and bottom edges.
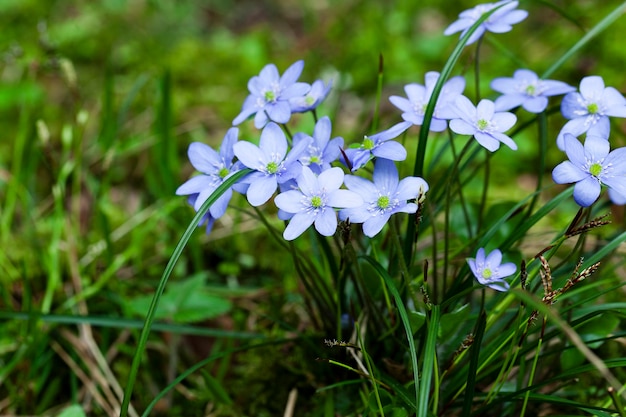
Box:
178, 0, 626, 292
177, 58, 429, 241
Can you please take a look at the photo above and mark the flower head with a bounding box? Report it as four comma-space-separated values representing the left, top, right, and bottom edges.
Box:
450, 96, 517, 152
342, 121, 411, 171
232, 60, 311, 128
444, 1, 528, 46
294, 116, 344, 174
467, 248, 516, 291
233, 122, 311, 206
274, 166, 363, 240
552, 133, 626, 207
491, 69, 575, 113
290, 79, 332, 113
390, 71, 466, 132
557, 76, 626, 150
339, 159, 429, 237
176, 128, 244, 232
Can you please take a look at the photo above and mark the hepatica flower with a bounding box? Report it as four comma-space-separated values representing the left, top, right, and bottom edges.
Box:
389, 71, 466, 132
491, 69, 575, 113
233, 122, 311, 206
274, 166, 362, 240
176, 127, 243, 232
552, 133, 626, 207
467, 248, 516, 292
293, 116, 344, 174
343, 121, 412, 171
450, 96, 517, 152
290, 79, 332, 113
557, 75, 626, 150
339, 159, 429, 237
444, 0, 528, 46
232, 60, 311, 128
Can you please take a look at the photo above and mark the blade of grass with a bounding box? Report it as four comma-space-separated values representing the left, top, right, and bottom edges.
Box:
361, 255, 419, 413
119, 168, 251, 417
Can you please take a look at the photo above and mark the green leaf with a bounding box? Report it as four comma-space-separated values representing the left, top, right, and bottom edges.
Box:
57, 404, 87, 417
126, 274, 231, 323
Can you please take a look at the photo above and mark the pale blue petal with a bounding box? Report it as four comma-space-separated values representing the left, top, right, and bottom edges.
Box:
373, 159, 399, 191
253, 109, 269, 128
587, 117, 611, 140
344, 175, 378, 198
372, 141, 407, 161
314, 209, 338, 236
363, 214, 391, 237
449, 119, 476, 135
494, 94, 525, 111
491, 132, 518, 151
280, 60, 304, 87
274, 190, 305, 213
579, 76, 604, 99
496, 262, 517, 279
267, 101, 291, 124
260, 122, 288, 158
338, 206, 371, 223
176, 175, 214, 196
283, 212, 315, 240
492, 112, 516, 131
552, 161, 587, 184
246, 176, 277, 206
584, 135, 610, 159
562, 134, 586, 166
233, 141, 263, 170
560, 92, 584, 120
573, 176, 601, 207
328, 190, 363, 208
474, 132, 501, 152
297, 165, 320, 195
396, 177, 429, 201
188, 142, 221, 173
485, 248, 503, 267
318, 167, 343, 191
522, 96, 548, 113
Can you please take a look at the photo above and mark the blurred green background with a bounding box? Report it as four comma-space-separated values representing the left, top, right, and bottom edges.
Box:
1, 0, 626, 415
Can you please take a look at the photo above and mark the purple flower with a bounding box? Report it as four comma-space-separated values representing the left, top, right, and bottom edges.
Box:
444, 1, 528, 46
552, 133, 626, 207
176, 128, 244, 232
467, 248, 516, 291
450, 96, 517, 152
232, 60, 311, 129
233, 122, 311, 206
389, 71, 466, 132
339, 159, 429, 237
491, 69, 575, 113
274, 166, 363, 240
557, 76, 626, 150
342, 121, 412, 171
294, 116, 344, 174
290, 79, 332, 113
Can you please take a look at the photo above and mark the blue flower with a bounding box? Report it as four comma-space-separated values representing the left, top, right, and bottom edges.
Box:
232, 60, 311, 129
450, 96, 517, 152
342, 121, 412, 171
557, 76, 626, 150
274, 166, 363, 240
444, 1, 528, 46
389, 71, 466, 132
552, 133, 626, 207
467, 248, 516, 292
176, 128, 244, 232
491, 69, 575, 113
293, 116, 344, 174
233, 122, 311, 206
339, 159, 429, 237
289, 79, 332, 113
